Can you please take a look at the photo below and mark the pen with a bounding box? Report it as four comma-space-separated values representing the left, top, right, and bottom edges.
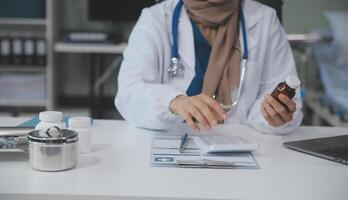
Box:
179, 133, 188, 153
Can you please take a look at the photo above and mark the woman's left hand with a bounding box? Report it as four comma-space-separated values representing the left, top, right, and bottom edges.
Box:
260, 94, 296, 127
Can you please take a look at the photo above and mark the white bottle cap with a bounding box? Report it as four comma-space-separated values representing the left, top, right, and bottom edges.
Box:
39, 111, 63, 122
285, 75, 301, 89
69, 117, 91, 128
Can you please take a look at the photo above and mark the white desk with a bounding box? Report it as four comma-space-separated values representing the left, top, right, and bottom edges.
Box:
1, 118, 348, 200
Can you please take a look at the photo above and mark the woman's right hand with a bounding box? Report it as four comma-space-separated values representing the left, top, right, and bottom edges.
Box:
169, 93, 226, 131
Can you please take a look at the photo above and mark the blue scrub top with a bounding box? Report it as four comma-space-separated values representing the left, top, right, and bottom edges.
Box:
186, 21, 212, 96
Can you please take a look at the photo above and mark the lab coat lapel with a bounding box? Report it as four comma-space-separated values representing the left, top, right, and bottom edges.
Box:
242, 0, 264, 52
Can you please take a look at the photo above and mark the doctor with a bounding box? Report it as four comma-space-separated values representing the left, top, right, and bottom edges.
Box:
115, 0, 303, 134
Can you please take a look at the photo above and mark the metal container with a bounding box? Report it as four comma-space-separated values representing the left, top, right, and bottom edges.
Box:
27, 126, 78, 171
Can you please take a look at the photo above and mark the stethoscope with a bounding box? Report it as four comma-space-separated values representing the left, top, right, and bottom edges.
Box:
168, 0, 248, 109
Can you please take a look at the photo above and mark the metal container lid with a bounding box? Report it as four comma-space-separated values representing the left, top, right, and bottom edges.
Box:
28, 126, 78, 144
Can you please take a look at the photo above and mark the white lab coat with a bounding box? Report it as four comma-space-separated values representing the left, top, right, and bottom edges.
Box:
115, 0, 303, 135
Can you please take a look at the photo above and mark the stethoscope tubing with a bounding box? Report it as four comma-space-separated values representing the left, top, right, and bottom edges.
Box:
167, 0, 248, 110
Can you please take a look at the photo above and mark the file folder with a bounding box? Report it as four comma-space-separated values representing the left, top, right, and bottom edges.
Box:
0, 36, 11, 65
12, 37, 24, 65
24, 37, 35, 65
35, 38, 46, 66
0, 36, 47, 66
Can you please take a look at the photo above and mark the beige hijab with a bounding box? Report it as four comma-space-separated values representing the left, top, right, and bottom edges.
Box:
183, 0, 241, 108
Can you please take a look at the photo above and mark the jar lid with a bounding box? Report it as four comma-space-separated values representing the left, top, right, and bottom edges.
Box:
285, 75, 301, 89
28, 126, 78, 144
69, 117, 91, 128
39, 111, 63, 122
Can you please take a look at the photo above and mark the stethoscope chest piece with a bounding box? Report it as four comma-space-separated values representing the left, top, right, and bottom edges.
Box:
168, 57, 185, 78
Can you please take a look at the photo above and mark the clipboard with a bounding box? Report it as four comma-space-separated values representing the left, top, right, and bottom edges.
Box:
151, 135, 259, 169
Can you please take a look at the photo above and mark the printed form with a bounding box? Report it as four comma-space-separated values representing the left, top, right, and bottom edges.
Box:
151, 135, 259, 169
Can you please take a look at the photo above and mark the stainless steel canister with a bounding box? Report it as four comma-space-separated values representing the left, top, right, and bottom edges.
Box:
27, 126, 78, 171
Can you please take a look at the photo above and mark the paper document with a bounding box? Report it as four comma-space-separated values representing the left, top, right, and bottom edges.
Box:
151, 135, 259, 169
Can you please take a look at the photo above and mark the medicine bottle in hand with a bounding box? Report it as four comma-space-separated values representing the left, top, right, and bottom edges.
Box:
271, 75, 300, 108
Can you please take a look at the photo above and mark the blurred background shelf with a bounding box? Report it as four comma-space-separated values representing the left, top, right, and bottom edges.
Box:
0, 0, 54, 115
0, 18, 46, 26
0, 100, 47, 107
0, 0, 347, 126
54, 42, 127, 54
0, 66, 46, 73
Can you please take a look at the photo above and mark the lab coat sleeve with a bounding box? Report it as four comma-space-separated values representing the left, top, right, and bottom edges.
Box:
246, 10, 303, 135
115, 9, 184, 130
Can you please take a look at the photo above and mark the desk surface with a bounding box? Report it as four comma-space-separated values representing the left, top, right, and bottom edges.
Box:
0, 118, 347, 200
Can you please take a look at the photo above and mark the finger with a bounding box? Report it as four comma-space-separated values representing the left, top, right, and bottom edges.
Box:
266, 95, 292, 122
211, 109, 225, 124
260, 102, 276, 126
188, 106, 210, 130
183, 113, 200, 132
191, 98, 218, 128
260, 102, 273, 124
200, 94, 226, 120
263, 99, 285, 127
278, 94, 296, 113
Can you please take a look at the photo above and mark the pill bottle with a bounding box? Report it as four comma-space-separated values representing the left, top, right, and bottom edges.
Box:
68, 117, 92, 154
271, 75, 301, 102
35, 111, 66, 133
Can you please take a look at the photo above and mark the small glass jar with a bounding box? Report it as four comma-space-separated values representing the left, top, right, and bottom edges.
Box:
68, 117, 92, 154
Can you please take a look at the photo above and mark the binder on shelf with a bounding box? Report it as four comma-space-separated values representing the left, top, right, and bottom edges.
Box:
12, 37, 24, 65
35, 37, 46, 66
0, 36, 11, 65
0, 35, 47, 67
24, 37, 35, 65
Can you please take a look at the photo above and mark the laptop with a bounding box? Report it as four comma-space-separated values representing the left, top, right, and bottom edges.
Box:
284, 135, 348, 165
